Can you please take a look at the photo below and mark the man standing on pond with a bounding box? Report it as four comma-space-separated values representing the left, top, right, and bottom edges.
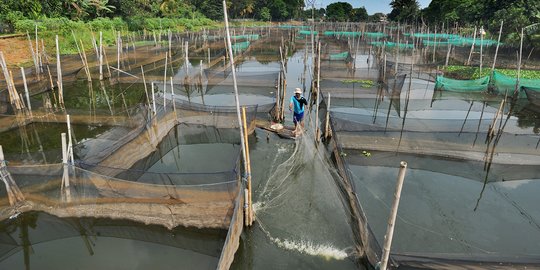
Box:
289, 87, 308, 136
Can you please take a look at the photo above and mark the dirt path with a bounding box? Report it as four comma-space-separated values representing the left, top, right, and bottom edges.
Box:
0, 37, 32, 66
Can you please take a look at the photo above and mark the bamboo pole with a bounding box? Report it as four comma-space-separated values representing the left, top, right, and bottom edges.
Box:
466, 26, 477, 66
20, 67, 32, 117
163, 51, 168, 111
26, 31, 39, 80
99, 31, 103, 80
55, 35, 64, 105
66, 115, 74, 163
170, 77, 176, 115
315, 42, 321, 142
61, 132, 71, 202
325, 93, 331, 139
379, 161, 408, 270
222, 0, 250, 228
479, 26, 484, 75
491, 21, 504, 72
117, 33, 121, 79
242, 107, 253, 225
151, 82, 157, 114
80, 40, 92, 81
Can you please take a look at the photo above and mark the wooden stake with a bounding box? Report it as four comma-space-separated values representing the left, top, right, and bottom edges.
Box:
170, 77, 176, 115
151, 82, 157, 114
325, 93, 331, 139
380, 161, 408, 270
20, 67, 32, 116
466, 26, 477, 66
491, 21, 504, 72
141, 66, 150, 107
66, 114, 74, 163
163, 51, 168, 111
242, 107, 253, 225
61, 133, 71, 202
222, 0, 250, 228
99, 31, 103, 80
55, 35, 64, 105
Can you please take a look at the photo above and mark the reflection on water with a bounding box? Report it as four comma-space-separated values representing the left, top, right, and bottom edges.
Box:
0, 212, 225, 270
349, 163, 540, 257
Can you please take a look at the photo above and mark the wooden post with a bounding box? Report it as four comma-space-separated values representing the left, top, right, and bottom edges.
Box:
163, 51, 168, 111
117, 33, 121, 79
184, 41, 189, 74
380, 161, 408, 270
466, 26, 477, 66
55, 35, 64, 105
151, 82, 157, 114
325, 93, 331, 139
491, 21, 504, 72
479, 26, 484, 75
61, 132, 72, 202
66, 115, 74, 163
222, 0, 250, 229
170, 77, 176, 115
99, 31, 103, 81
80, 40, 92, 81
242, 106, 253, 225
315, 42, 321, 142
20, 67, 32, 116
207, 47, 211, 65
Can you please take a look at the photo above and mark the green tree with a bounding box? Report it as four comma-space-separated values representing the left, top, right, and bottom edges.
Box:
326, 2, 353, 22
259, 6, 271, 21
352, 7, 368, 22
388, 0, 419, 22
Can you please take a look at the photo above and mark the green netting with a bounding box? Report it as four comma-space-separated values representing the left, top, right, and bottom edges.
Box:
363, 32, 387, 39
324, 31, 361, 37
423, 40, 451, 47
231, 41, 250, 52
231, 34, 260, 41
298, 30, 318, 35
329, 51, 350, 61
369, 41, 414, 49
523, 86, 540, 103
447, 37, 500, 47
435, 75, 490, 92
492, 71, 540, 97
405, 33, 460, 39
279, 25, 308, 29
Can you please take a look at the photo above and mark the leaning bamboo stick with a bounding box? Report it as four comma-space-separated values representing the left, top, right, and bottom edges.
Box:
21, 67, 32, 116
55, 35, 64, 105
491, 21, 504, 72
380, 161, 408, 270
242, 106, 253, 225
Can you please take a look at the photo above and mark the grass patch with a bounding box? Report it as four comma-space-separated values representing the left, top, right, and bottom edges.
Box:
443, 65, 540, 80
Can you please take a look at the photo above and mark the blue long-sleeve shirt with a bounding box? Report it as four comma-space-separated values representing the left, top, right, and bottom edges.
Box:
290, 95, 308, 114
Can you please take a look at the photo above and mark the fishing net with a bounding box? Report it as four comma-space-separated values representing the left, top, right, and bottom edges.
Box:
329, 52, 350, 61
298, 30, 318, 36
492, 71, 540, 97
370, 42, 414, 50
363, 32, 387, 39
435, 75, 490, 92
324, 31, 361, 37
405, 33, 460, 39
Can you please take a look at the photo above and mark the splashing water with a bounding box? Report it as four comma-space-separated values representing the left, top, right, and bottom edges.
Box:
271, 237, 349, 261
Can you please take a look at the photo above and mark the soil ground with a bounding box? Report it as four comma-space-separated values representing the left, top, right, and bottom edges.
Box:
0, 37, 32, 66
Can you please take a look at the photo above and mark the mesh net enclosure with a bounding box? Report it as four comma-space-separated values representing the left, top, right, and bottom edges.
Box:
316, 29, 540, 269
435, 75, 490, 92
370, 42, 415, 50
492, 71, 540, 97
298, 30, 318, 36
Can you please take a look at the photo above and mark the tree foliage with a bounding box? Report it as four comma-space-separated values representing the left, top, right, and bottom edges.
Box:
326, 2, 353, 22
420, 0, 540, 44
388, 0, 420, 22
